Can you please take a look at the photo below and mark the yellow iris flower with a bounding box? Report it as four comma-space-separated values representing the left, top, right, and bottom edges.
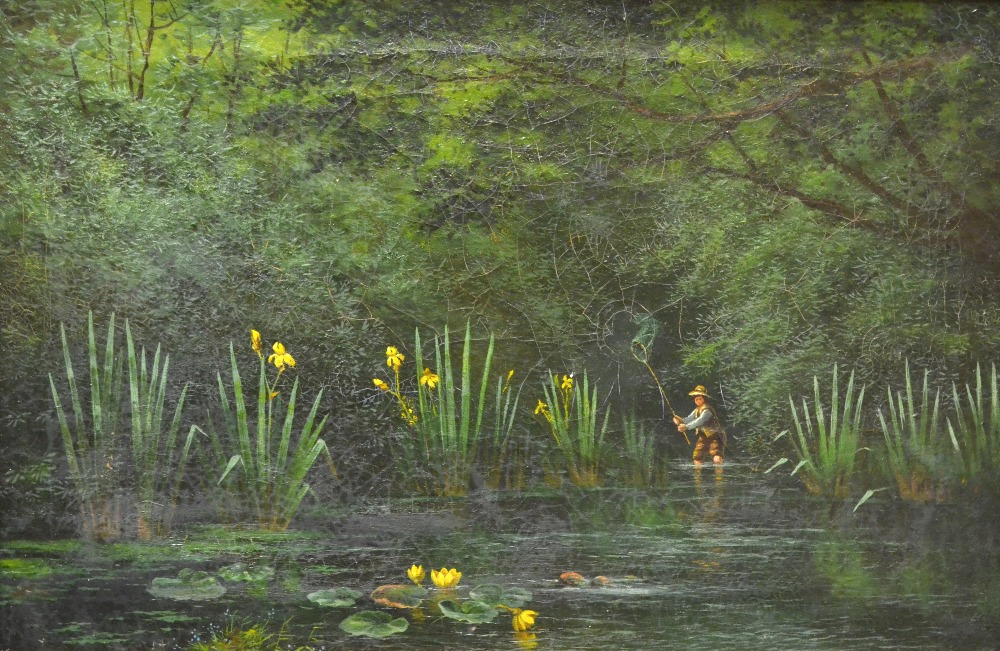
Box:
560, 374, 573, 391
430, 567, 462, 589
406, 564, 425, 585
250, 329, 263, 358
386, 346, 405, 370
534, 399, 549, 416
420, 367, 439, 390
512, 608, 538, 632
268, 342, 296, 370
373, 378, 389, 391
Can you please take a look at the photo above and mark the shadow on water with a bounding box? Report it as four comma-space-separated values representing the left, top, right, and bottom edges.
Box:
2, 463, 999, 650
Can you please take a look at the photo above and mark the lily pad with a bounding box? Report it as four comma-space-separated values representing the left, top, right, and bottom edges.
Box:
559, 571, 587, 586
339, 611, 409, 638
437, 599, 499, 624
469, 584, 532, 608
148, 569, 226, 601
307, 587, 363, 608
370, 583, 428, 608
218, 563, 275, 584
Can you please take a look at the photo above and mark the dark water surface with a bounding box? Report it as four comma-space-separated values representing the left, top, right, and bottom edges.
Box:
2, 462, 998, 650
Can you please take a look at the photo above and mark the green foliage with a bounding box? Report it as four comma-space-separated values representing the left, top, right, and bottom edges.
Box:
214, 340, 333, 530
147, 569, 226, 601
407, 322, 495, 496
877, 362, 951, 502
338, 611, 408, 638
5, 1, 1000, 499
947, 364, 1000, 490
49, 313, 196, 540
768, 365, 866, 499
538, 371, 611, 487
613, 412, 668, 489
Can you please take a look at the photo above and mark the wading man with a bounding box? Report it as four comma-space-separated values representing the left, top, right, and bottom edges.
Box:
673, 385, 727, 465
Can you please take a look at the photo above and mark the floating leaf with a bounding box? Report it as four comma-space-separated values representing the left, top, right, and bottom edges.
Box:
148, 569, 226, 601
469, 584, 532, 608
218, 563, 275, 584
307, 587, 363, 608
558, 571, 587, 586
437, 599, 499, 624
370, 583, 428, 608
339, 611, 409, 638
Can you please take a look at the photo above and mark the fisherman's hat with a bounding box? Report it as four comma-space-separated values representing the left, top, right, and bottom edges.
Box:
688, 385, 711, 398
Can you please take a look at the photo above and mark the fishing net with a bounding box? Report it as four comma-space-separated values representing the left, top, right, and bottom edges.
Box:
629, 313, 660, 364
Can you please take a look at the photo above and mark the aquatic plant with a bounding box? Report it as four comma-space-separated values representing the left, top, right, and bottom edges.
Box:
370, 584, 429, 608
769, 364, 866, 499
406, 564, 425, 585
615, 411, 667, 488
431, 566, 463, 589
376, 322, 499, 496
877, 362, 951, 502
187, 620, 317, 651
483, 369, 526, 490
946, 363, 1000, 490
213, 332, 334, 530
339, 611, 409, 638
306, 587, 362, 608
537, 371, 611, 487
413, 322, 496, 496
148, 569, 226, 601
49, 312, 198, 540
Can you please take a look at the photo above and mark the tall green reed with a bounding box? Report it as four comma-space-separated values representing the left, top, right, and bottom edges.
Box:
877, 361, 949, 502
614, 411, 667, 489
537, 371, 610, 487
412, 322, 494, 496
769, 364, 865, 499
215, 337, 333, 530
482, 369, 524, 490
946, 363, 1000, 490
49, 312, 197, 540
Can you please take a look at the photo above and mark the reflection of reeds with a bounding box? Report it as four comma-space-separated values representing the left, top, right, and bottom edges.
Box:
877, 362, 949, 502
947, 363, 1000, 490
772, 364, 865, 499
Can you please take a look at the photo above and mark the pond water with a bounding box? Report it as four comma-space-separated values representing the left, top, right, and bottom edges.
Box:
2, 462, 999, 650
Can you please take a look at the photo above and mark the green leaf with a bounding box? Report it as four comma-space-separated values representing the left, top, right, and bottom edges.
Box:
148, 569, 226, 601
338, 611, 409, 638
218, 563, 275, 584
307, 587, 363, 608
369, 584, 428, 608
437, 599, 500, 624
468, 584, 532, 608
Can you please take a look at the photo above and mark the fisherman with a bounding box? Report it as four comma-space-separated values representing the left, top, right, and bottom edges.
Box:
673, 385, 726, 465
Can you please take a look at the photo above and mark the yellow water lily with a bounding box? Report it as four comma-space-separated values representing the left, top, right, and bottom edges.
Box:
430, 567, 462, 589
373, 378, 390, 391
386, 346, 405, 370
268, 342, 296, 370
406, 564, 426, 585
250, 329, 263, 358
420, 367, 439, 390
512, 608, 538, 632
560, 374, 573, 391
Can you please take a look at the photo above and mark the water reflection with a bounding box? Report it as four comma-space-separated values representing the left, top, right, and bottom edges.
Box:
2, 465, 999, 650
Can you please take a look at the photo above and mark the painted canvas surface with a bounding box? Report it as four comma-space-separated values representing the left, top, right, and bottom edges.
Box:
2, 2, 998, 649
